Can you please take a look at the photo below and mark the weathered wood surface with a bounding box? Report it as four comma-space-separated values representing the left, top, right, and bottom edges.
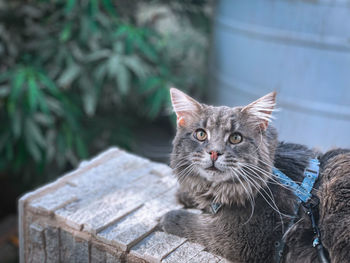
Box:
19, 147, 225, 263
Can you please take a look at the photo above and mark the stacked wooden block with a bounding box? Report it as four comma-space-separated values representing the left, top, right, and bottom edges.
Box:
19, 147, 227, 262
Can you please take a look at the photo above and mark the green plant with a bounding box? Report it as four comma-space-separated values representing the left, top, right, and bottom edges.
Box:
0, 0, 212, 189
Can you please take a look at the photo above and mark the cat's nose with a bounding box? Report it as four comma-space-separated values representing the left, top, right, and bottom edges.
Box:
208, 151, 222, 161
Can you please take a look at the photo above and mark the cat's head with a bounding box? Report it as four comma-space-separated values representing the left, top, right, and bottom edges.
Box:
170, 88, 278, 205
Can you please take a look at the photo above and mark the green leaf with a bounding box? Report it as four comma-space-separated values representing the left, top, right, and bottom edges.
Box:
107, 55, 120, 77
65, 0, 76, 14
89, 0, 99, 17
24, 121, 42, 162
134, 37, 158, 61
26, 118, 46, 148
57, 64, 80, 87
63, 124, 73, 149
45, 97, 63, 116
26, 138, 41, 162
147, 87, 168, 119
124, 56, 148, 78
85, 49, 110, 62
75, 136, 87, 158
11, 110, 22, 138
46, 129, 56, 162
28, 75, 40, 111
113, 42, 124, 54
114, 25, 129, 38
60, 22, 72, 42
102, 0, 117, 17
34, 113, 54, 127
0, 71, 11, 83
94, 63, 108, 84
116, 64, 130, 95
37, 93, 49, 114
37, 73, 60, 96
80, 16, 91, 43
82, 89, 97, 116
80, 77, 98, 116
10, 68, 26, 101
141, 76, 162, 92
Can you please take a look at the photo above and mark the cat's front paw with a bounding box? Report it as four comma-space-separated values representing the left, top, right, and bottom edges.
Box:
160, 209, 192, 238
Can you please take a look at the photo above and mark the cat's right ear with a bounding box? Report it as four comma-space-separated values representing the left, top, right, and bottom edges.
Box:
170, 88, 201, 127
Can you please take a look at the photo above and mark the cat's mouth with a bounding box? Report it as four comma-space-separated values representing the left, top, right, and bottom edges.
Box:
205, 165, 222, 172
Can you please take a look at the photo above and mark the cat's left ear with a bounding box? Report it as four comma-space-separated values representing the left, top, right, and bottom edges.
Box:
170, 88, 201, 127
241, 92, 277, 130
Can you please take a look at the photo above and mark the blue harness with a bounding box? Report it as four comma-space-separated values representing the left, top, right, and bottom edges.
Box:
273, 159, 328, 263
272, 158, 320, 203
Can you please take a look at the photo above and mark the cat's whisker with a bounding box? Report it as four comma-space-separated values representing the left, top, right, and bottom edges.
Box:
241, 166, 281, 213
243, 163, 317, 209
172, 159, 191, 170
173, 159, 196, 177
282, 217, 304, 241
228, 167, 255, 223
245, 160, 321, 194
176, 164, 196, 182
243, 163, 297, 192
238, 166, 292, 230
244, 153, 321, 194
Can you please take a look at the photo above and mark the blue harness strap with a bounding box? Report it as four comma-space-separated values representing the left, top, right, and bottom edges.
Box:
272, 158, 320, 263
272, 158, 319, 203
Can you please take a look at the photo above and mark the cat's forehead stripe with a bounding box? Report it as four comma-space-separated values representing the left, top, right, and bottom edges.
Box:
200, 117, 208, 128
204, 106, 236, 132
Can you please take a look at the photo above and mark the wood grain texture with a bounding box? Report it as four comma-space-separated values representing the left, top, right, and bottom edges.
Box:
19, 147, 221, 263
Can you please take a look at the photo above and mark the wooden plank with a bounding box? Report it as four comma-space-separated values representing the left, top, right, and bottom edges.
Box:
55, 171, 176, 234
96, 189, 182, 251
52, 150, 156, 227
19, 148, 122, 263
59, 230, 90, 263
59, 230, 75, 263
20, 147, 226, 263
91, 245, 106, 263
106, 252, 122, 263
73, 237, 89, 263
150, 163, 173, 177
44, 226, 60, 263
130, 231, 186, 262
30, 184, 78, 214
187, 251, 221, 263
27, 223, 45, 263
69, 156, 152, 190
162, 242, 204, 263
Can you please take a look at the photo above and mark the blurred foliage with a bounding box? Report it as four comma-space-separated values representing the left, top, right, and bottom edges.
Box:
0, 0, 212, 189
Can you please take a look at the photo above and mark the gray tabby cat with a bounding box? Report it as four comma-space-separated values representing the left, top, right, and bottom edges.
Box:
160, 88, 350, 263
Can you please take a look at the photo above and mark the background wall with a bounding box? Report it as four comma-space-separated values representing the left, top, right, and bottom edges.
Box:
210, 0, 350, 151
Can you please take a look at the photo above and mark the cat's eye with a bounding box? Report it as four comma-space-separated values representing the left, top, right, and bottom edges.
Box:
229, 133, 242, 144
194, 129, 207, 141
